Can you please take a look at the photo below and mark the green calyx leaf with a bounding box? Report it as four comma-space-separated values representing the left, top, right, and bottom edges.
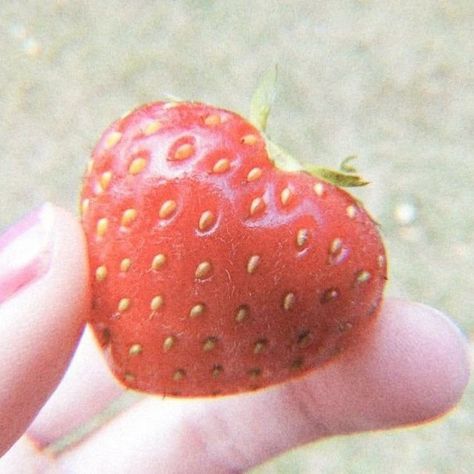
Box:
340, 155, 358, 173
264, 138, 368, 187
249, 65, 278, 132
302, 165, 370, 187
303, 154, 369, 187
249, 69, 369, 188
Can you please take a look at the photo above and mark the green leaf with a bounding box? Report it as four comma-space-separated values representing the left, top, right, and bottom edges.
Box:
250, 73, 370, 189
304, 165, 370, 187
264, 137, 369, 187
340, 155, 358, 173
249, 65, 278, 132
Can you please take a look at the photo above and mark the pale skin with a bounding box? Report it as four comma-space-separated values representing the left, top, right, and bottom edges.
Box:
0, 205, 470, 473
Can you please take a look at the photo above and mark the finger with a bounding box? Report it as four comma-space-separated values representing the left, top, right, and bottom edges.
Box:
0, 204, 90, 456
299, 299, 470, 434
55, 299, 469, 473
27, 326, 126, 449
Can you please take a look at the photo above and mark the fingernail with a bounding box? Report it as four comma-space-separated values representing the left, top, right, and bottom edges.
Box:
0, 203, 55, 304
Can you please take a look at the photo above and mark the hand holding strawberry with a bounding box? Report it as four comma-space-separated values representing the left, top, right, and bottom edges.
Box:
0, 81, 469, 471
0, 205, 468, 469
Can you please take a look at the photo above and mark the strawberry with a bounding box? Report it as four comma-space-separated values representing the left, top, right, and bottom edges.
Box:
80, 99, 387, 397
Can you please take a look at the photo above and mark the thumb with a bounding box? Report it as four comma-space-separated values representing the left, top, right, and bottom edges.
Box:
0, 203, 90, 456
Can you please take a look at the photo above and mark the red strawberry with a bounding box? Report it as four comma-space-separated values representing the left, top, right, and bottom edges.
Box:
80, 100, 387, 397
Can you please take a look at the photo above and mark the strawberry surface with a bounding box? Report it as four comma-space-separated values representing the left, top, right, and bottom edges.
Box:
80, 102, 387, 397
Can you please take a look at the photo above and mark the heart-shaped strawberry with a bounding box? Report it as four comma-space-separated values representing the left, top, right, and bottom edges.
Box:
80, 101, 387, 397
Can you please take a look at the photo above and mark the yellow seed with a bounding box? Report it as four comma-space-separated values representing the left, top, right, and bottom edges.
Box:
297, 330, 311, 348
144, 120, 162, 135
346, 205, 357, 219
291, 358, 304, 370
150, 295, 164, 311
248, 368, 262, 379
321, 288, 339, 303
328, 238, 347, 265
338, 321, 353, 333
100, 171, 112, 191
96, 218, 108, 238
253, 339, 267, 354
247, 167, 263, 182
198, 210, 215, 231
195, 261, 212, 279
105, 131, 122, 149
249, 196, 265, 216
102, 328, 111, 344
313, 182, 324, 197
159, 200, 177, 219
378, 255, 385, 268
202, 337, 217, 352
356, 270, 371, 283
124, 372, 135, 382
95, 265, 107, 282
173, 143, 194, 161
247, 255, 260, 274
151, 253, 166, 270
163, 336, 176, 351
120, 258, 132, 272
296, 229, 309, 248
241, 134, 257, 145
121, 208, 137, 227
189, 303, 205, 318
118, 297, 131, 312
173, 369, 185, 381
204, 114, 221, 126
129, 343, 143, 356
212, 365, 223, 377
283, 292, 296, 311
128, 157, 147, 175
212, 158, 230, 173
280, 187, 292, 206
235, 305, 249, 322
81, 199, 90, 217
330, 238, 343, 255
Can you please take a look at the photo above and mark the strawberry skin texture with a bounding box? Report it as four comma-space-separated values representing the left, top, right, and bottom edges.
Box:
80, 102, 387, 397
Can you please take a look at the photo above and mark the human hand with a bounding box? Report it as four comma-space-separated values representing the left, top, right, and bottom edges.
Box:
0, 203, 470, 473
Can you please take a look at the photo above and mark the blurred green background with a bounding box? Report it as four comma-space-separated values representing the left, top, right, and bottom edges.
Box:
0, 1, 472, 472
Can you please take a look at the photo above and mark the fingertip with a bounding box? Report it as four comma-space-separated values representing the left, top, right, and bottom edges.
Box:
315, 298, 471, 432
390, 300, 471, 422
